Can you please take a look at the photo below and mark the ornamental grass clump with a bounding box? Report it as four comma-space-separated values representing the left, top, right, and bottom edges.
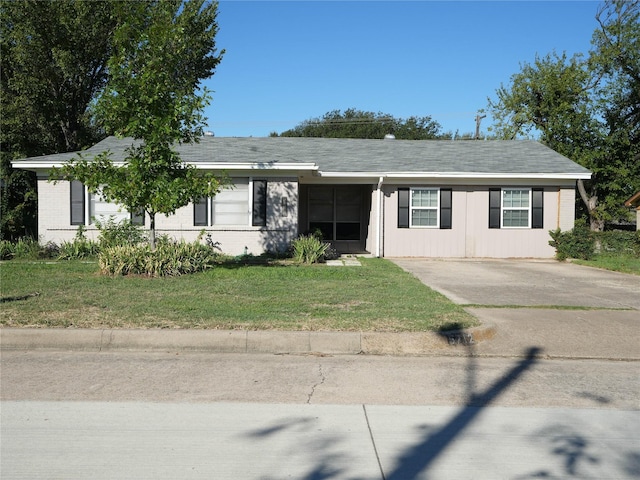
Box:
58, 226, 100, 260
292, 234, 330, 264
99, 239, 220, 277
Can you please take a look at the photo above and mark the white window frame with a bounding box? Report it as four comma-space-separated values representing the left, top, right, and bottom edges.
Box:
410, 187, 440, 228
501, 188, 531, 229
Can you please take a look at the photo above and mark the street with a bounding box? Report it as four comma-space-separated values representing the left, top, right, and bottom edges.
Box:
1, 350, 638, 407
1, 350, 639, 479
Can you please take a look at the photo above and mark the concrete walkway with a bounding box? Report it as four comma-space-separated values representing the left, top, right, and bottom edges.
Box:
391, 258, 640, 360
3, 401, 638, 480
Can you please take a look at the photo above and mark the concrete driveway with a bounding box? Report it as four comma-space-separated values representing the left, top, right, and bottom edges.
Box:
389, 259, 640, 359
390, 258, 640, 309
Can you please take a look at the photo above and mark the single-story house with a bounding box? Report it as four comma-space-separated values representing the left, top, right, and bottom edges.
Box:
12, 136, 591, 258
625, 191, 640, 231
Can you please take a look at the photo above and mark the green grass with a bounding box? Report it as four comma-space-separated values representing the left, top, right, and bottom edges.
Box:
572, 253, 640, 275
0, 258, 476, 332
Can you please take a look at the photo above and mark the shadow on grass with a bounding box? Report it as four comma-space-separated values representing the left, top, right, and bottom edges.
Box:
215, 253, 294, 270
0, 292, 41, 303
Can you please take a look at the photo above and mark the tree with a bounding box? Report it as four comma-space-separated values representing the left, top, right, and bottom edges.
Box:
56, 0, 226, 249
488, 0, 640, 231
275, 108, 446, 139
0, 0, 117, 239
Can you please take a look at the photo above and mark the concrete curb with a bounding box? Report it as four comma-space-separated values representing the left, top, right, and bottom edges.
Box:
0, 322, 496, 356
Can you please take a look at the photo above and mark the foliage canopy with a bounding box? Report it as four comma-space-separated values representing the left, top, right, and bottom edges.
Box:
488, 0, 640, 230
55, 0, 226, 248
0, 0, 117, 239
274, 108, 447, 140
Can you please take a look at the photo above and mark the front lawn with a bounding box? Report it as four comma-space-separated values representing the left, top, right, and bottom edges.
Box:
572, 253, 640, 275
0, 258, 476, 331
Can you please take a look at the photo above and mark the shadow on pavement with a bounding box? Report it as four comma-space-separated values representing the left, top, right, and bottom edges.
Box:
385, 346, 542, 479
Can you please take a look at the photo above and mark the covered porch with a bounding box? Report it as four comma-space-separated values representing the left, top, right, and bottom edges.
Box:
298, 184, 375, 254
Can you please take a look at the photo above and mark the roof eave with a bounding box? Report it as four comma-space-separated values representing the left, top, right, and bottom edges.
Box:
13, 161, 319, 172
318, 171, 592, 180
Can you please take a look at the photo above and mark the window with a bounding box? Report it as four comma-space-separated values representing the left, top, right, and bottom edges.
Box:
130, 210, 145, 226
90, 192, 129, 224
489, 188, 543, 229
70, 181, 144, 226
398, 188, 452, 229
195, 179, 267, 227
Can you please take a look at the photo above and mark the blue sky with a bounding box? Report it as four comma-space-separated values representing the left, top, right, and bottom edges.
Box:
203, 1, 601, 137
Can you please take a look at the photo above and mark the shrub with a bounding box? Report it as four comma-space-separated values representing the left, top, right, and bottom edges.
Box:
548, 220, 595, 261
596, 230, 640, 257
58, 226, 100, 260
0, 237, 58, 260
0, 240, 15, 260
292, 234, 330, 264
99, 238, 220, 277
95, 216, 147, 248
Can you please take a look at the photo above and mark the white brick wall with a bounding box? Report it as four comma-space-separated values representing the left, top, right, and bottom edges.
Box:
37, 176, 299, 256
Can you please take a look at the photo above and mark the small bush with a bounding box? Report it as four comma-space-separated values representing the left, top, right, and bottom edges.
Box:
292, 234, 330, 264
12, 237, 43, 259
0, 237, 58, 260
95, 216, 147, 248
549, 220, 595, 261
99, 239, 220, 277
596, 230, 640, 257
58, 226, 100, 260
0, 240, 15, 260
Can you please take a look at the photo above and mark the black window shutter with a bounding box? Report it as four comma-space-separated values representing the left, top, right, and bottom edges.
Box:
70, 181, 85, 225
252, 180, 267, 227
194, 197, 208, 226
532, 188, 544, 229
398, 188, 409, 228
489, 188, 501, 229
440, 188, 452, 229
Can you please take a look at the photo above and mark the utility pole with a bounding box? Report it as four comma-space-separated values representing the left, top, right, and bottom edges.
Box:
475, 114, 486, 140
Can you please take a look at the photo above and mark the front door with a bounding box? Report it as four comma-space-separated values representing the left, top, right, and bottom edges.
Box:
307, 186, 366, 253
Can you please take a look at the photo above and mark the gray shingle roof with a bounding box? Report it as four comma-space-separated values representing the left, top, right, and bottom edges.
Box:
13, 136, 591, 176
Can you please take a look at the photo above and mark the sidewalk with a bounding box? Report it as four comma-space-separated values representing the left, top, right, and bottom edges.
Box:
3, 401, 638, 480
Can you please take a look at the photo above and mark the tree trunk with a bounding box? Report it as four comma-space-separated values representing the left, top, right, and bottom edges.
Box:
149, 213, 156, 250
577, 179, 604, 232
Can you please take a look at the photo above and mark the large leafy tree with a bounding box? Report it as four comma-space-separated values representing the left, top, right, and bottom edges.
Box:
57, 0, 226, 249
275, 108, 446, 140
0, 0, 117, 239
488, 0, 640, 231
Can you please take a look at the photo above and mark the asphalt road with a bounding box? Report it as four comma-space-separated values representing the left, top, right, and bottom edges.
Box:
1, 351, 638, 408
2, 351, 639, 479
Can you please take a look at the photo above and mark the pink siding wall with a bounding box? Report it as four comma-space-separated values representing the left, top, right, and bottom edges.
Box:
382, 186, 574, 258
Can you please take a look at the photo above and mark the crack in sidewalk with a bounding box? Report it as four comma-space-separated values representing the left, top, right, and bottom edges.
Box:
306, 364, 325, 404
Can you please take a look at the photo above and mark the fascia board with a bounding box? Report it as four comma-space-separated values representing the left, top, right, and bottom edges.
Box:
190, 162, 318, 171
319, 171, 591, 180
14, 161, 318, 172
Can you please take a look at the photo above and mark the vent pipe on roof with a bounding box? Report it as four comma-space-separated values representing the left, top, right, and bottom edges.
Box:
384, 134, 395, 140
